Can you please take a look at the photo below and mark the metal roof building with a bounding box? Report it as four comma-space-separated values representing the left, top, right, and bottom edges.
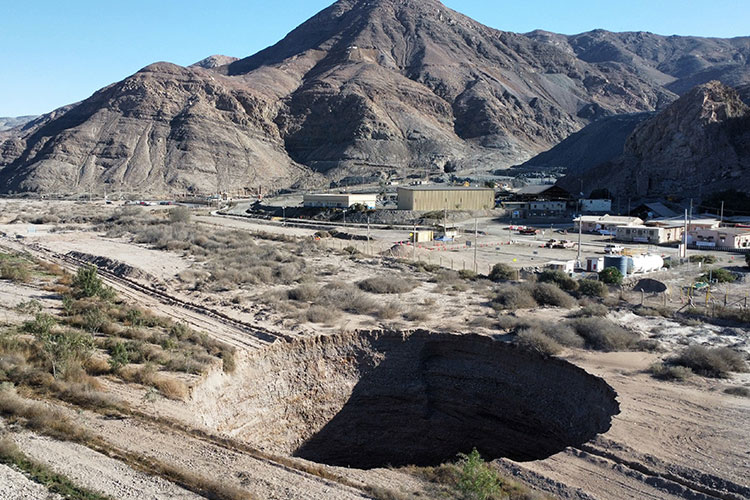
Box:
397, 186, 495, 211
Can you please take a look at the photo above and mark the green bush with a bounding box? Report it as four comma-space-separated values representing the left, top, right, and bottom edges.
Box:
0, 261, 31, 283
71, 265, 113, 299
599, 267, 623, 285
457, 449, 502, 500
569, 303, 609, 318
577, 280, 608, 298
488, 263, 514, 282
108, 342, 130, 371
537, 270, 577, 292
699, 268, 736, 283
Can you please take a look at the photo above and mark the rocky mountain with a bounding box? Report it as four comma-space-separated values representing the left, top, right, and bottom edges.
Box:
0, 116, 37, 132
557, 81, 750, 199
1, 0, 748, 195
519, 112, 653, 175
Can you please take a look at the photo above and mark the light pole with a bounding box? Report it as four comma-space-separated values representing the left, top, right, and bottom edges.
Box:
282, 206, 286, 226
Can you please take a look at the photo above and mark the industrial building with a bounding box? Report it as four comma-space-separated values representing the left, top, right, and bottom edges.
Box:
581, 199, 612, 214
615, 224, 684, 244
397, 186, 495, 211
303, 193, 377, 209
688, 227, 750, 249
574, 215, 643, 233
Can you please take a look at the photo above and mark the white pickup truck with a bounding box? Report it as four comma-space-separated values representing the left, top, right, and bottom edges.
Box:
604, 244, 624, 254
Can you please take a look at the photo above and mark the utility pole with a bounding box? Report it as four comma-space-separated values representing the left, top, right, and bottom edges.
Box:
577, 198, 583, 268
367, 215, 370, 255
412, 222, 417, 261
473, 218, 478, 273
720, 201, 724, 225
689, 198, 693, 229
682, 208, 688, 259
282, 206, 286, 226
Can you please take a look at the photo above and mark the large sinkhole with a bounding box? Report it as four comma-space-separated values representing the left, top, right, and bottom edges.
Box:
206, 331, 619, 470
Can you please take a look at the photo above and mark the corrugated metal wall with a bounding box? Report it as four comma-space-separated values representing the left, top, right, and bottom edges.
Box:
397, 188, 494, 211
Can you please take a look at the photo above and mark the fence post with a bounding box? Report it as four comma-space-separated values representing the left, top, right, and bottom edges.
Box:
641, 290, 645, 306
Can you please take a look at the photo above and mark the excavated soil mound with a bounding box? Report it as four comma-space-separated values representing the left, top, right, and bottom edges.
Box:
197, 331, 619, 469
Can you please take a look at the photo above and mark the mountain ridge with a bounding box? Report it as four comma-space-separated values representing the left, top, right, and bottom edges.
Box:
1, 0, 747, 194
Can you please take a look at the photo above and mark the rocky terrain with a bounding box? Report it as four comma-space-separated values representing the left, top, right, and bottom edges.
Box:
1, 0, 748, 195
0, 116, 37, 132
557, 81, 750, 198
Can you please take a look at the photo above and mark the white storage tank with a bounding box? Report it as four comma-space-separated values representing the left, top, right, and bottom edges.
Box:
630, 254, 663, 274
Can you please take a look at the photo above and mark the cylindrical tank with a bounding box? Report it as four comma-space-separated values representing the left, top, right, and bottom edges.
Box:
631, 254, 664, 274
603, 256, 629, 276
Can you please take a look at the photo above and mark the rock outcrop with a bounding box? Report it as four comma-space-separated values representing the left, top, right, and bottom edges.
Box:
558, 81, 750, 198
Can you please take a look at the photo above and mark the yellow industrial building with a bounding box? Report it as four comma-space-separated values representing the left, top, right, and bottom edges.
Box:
397, 186, 495, 211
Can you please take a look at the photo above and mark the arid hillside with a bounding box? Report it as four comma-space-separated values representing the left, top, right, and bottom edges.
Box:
1, 0, 748, 194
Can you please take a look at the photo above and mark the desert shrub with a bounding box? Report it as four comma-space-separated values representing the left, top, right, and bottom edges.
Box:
469, 316, 496, 329
458, 269, 478, 280
0, 261, 31, 283
516, 328, 562, 356
599, 267, 623, 285
403, 308, 430, 322
31, 325, 94, 379
539, 322, 585, 348
699, 268, 736, 283
168, 206, 191, 224
377, 301, 402, 320
491, 285, 537, 310
318, 282, 377, 315
689, 255, 718, 265
305, 305, 340, 324
527, 282, 576, 308
358, 276, 415, 294
488, 263, 514, 282
151, 374, 189, 400
495, 315, 521, 331
569, 303, 609, 318
287, 284, 320, 302
537, 270, 577, 292
83, 356, 111, 376
108, 341, 130, 371
709, 306, 750, 324
566, 317, 639, 351
633, 305, 673, 318
649, 363, 693, 381
71, 265, 113, 300
724, 386, 750, 397
671, 346, 747, 378
578, 280, 608, 298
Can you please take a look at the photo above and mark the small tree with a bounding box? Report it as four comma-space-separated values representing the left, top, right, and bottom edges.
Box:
457, 448, 502, 500
33, 325, 94, 378
72, 265, 114, 300
488, 263, 514, 282
599, 267, 623, 285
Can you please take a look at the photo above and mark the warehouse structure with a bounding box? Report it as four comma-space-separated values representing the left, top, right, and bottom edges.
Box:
302, 193, 377, 209
397, 186, 495, 211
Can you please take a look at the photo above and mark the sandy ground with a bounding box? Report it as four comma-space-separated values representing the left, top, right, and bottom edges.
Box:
12, 432, 203, 500
1, 205, 749, 499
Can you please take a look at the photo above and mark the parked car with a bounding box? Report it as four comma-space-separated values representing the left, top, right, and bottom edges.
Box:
554, 240, 577, 249
519, 227, 539, 235
604, 244, 624, 254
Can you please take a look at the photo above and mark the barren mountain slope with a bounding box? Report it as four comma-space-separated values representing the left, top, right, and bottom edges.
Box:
558, 81, 750, 198
1, 0, 747, 194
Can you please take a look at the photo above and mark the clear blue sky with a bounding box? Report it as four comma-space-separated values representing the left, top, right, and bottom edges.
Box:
1, 0, 748, 117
